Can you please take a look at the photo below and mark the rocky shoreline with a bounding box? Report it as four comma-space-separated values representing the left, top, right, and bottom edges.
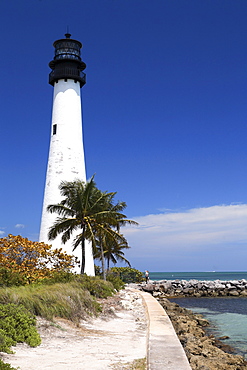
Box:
136, 280, 247, 369
158, 297, 247, 370
142, 278, 247, 297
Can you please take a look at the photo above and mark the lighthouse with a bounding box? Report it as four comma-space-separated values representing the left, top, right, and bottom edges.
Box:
39, 33, 95, 276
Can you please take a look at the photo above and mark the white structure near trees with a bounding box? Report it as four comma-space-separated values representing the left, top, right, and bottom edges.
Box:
39, 33, 95, 276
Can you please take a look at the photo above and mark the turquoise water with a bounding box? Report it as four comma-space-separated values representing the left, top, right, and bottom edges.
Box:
170, 297, 247, 359
148, 272, 247, 358
148, 271, 247, 281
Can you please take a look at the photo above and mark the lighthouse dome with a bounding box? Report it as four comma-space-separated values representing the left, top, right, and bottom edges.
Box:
48, 33, 86, 87
53, 33, 82, 61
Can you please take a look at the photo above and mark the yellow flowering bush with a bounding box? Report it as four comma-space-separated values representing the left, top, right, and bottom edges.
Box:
0, 235, 79, 285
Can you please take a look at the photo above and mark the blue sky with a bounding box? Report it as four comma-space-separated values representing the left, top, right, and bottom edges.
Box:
1, 0, 247, 272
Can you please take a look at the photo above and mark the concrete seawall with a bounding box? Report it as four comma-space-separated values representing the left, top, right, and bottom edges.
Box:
138, 290, 192, 369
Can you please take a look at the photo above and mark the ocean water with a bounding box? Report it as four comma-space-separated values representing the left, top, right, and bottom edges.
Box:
148, 271, 247, 281
170, 297, 247, 359
148, 272, 247, 359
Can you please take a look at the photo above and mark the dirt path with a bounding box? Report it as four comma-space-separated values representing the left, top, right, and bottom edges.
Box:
2, 288, 147, 370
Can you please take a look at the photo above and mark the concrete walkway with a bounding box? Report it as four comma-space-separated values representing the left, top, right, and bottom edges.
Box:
138, 290, 192, 370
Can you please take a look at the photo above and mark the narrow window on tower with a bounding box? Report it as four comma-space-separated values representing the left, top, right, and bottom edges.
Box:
53, 124, 57, 135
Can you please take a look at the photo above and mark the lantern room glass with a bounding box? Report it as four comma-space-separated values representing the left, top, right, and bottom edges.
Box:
54, 41, 81, 61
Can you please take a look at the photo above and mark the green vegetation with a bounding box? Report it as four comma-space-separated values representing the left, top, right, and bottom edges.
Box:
0, 266, 145, 369
110, 267, 144, 283
0, 178, 141, 369
94, 237, 131, 278
103, 239, 131, 271
106, 274, 125, 291
95, 266, 144, 286
47, 177, 137, 275
0, 275, 118, 368
0, 267, 26, 287
0, 303, 41, 354
0, 276, 116, 323
77, 275, 116, 298
0, 359, 17, 369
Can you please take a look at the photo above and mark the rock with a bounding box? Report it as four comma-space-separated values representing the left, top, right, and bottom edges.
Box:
228, 285, 238, 290
175, 289, 183, 294
153, 291, 162, 297
237, 285, 246, 290
197, 283, 203, 289
183, 287, 194, 294
139, 278, 247, 298
142, 284, 154, 293
215, 283, 225, 289
209, 291, 219, 297
108, 306, 115, 314
230, 280, 240, 286
229, 290, 239, 296
157, 298, 247, 370
218, 336, 230, 340
194, 292, 202, 297
196, 317, 209, 327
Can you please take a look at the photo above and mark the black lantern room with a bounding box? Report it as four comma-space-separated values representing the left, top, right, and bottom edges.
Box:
49, 33, 86, 87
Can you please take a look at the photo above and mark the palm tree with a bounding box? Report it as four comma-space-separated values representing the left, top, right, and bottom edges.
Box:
47, 178, 137, 274
94, 235, 131, 273
92, 193, 136, 279
105, 239, 131, 271
94, 228, 129, 279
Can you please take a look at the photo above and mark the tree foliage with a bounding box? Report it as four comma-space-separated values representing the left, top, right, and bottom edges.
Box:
93, 192, 134, 279
48, 177, 137, 275
0, 235, 79, 285
110, 267, 143, 283
94, 236, 131, 271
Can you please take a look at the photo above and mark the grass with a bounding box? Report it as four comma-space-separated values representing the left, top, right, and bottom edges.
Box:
0, 275, 119, 369
0, 276, 116, 324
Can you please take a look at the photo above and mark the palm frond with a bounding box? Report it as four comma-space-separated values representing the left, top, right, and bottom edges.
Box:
48, 217, 79, 241
47, 204, 75, 217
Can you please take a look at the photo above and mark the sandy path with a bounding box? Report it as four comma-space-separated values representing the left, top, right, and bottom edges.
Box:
2, 288, 147, 370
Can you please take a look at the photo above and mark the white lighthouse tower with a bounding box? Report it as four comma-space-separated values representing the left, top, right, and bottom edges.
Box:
39, 33, 95, 276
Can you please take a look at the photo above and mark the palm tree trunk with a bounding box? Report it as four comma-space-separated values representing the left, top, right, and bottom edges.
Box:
81, 227, 85, 274
100, 234, 106, 280
107, 257, 110, 273
80, 238, 85, 274
100, 243, 106, 280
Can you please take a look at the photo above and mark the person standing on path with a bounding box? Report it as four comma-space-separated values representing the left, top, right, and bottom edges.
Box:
145, 270, 149, 284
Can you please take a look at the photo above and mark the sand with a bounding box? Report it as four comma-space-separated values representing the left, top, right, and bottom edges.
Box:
1, 288, 147, 370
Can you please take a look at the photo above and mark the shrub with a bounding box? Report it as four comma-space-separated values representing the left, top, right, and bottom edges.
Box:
0, 359, 17, 369
0, 267, 26, 287
0, 235, 79, 286
75, 275, 115, 298
106, 274, 125, 291
0, 303, 41, 353
38, 271, 76, 285
110, 267, 143, 283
